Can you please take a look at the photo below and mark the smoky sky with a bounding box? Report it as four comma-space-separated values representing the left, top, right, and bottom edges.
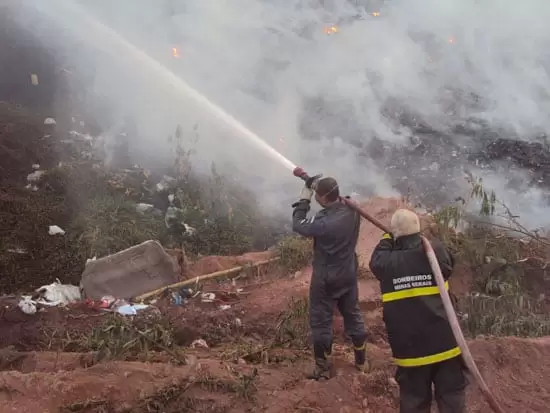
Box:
12, 0, 550, 227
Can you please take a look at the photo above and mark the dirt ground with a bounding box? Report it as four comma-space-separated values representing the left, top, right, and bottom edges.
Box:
1, 92, 549, 412
0, 199, 549, 412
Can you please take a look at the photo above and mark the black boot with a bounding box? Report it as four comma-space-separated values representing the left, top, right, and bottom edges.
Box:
353, 342, 369, 372
306, 357, 333, 380
307, 342, 333, 380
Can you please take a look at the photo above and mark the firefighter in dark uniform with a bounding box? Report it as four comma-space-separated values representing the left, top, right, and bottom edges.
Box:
292, 177, 367, 380
369, 209, 466, 413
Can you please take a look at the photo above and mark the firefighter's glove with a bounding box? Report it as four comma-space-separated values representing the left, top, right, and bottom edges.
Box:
299, 185, 314, 202
379, 232, 395, 249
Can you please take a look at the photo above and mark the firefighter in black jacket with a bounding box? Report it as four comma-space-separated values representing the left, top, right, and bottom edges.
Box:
292, 177, 367, 380
369, 209, 466, 413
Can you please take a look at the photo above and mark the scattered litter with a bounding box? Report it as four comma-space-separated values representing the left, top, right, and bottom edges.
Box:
180, 287, 195, 299
36, 279, 81, 306
48, 225, 65, 235
18, 296, 37, 315
191, 339, 209, 349
156, 175, 177, 192
98, 295, 116, 308
219, 304, 231, 311
44, 117, 56, 125
235, 318, 242, 327
171, 292, 185, 305
69, 130, 94, 142
136, 203, 155, 215
25, 184, 38, 192
7, 248, 27, 254
32, 164, 40, 170
201, 292, 216, 303
116, 304, 149, 316
86, 256, 97, 265
165, 206, 197, 235
27, 170, 45, 182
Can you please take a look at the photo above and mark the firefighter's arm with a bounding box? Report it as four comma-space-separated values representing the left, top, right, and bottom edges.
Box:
292, 200, 328, 237
432, 239, 455, 280
368, 232, 394, 281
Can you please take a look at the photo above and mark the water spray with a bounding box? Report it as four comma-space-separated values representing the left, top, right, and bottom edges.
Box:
292, 167, 506, 413
30, 0, 297, 173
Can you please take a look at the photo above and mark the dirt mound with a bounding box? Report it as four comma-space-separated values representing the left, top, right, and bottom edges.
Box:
0, 337, 548, 412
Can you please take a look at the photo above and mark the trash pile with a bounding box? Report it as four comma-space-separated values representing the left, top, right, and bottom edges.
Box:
18, 279, 82, 315
15, 239, 251, 316
27, 117, 199, 242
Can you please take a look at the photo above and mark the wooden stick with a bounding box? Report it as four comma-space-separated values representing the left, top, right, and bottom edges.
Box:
133, 258, 280, 302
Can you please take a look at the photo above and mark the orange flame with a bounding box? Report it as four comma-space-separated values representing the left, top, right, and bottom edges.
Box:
372, 11, 381, 17
172, 47, 180, 58
324, 26, 339, 35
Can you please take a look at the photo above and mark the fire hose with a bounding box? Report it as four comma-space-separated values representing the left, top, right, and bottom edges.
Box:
293, 167, 506, 413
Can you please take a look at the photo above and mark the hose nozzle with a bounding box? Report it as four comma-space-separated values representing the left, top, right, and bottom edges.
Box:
292, 166, 322, 189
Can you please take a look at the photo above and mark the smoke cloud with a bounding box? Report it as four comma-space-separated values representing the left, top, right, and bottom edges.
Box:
10, 0, 550, 227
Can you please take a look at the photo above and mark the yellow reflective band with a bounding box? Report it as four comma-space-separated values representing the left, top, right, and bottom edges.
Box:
382, 281, 449, 303
382, 233, 392, 239
394, 347, 462, 367
354, 344, 366, 351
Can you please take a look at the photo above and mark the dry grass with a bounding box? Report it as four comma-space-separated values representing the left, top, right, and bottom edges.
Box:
274, 297, 310, 349
276, 236, 313, 274
435, 215, 550, 338
85, 314, 181, 363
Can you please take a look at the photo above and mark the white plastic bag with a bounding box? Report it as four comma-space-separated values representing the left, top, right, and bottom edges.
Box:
35, 279, 81, 306
18, 296, 37, 315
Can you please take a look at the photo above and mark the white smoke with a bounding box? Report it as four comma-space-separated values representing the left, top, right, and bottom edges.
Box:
10, 0, 550, 227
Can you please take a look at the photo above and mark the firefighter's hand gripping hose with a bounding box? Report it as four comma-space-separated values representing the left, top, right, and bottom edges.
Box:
292, 167, 506, 413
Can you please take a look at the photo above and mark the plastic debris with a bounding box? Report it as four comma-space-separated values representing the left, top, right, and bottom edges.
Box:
219, 304, 231, 311
48, 225, 65, 235
98, 295, 116, 308
18, 296, 37, 315
191, 339, 209, 349
36, 279, 81, 306
116, 304, 149, 315
180, 288, 194, 299
27, 170, 45, 182
136, 203, 155, 215
32, 164, 40, 170
69, 130, 94, 142
201, 292, 216, 303
44, 117, 56, 125
165, 206, 197, 235
7, 248, 27, 254
25, 184, 39, 192
171, 292, 185, 305
156, 175, 177, 192
86, 256, 97, 265
235, 318, 242, 327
